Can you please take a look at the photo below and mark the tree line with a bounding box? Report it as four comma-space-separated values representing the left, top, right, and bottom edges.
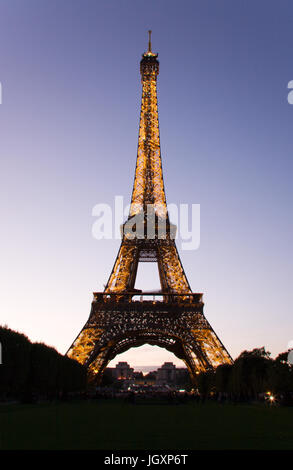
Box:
197, 347, 293, 404
0, 326, 86, 401
1, 326, 292, 404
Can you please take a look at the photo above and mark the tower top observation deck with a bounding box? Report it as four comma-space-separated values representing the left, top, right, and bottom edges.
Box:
140, 30, 159, 79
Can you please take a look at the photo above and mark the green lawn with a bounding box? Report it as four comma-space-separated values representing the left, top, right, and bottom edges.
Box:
0, 400, 292, 450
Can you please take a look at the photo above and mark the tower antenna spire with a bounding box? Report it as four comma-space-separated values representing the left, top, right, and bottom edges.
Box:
148, 30, 152, 52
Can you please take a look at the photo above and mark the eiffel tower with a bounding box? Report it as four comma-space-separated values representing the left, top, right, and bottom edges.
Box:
67, 32, 233, 383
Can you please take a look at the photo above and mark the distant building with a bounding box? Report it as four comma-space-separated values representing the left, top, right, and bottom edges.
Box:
104, 361, 189, 387
107, 361, 134, 380
133, 371, 144, 384
115, 361, 134, 379
175, 368, 190, 386
156, 362, 189, 386
156, 362, 177, 385
138, 371, 157, 386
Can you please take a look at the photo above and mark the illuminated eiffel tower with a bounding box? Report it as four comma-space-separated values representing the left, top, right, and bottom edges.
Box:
67, 32, 233, 382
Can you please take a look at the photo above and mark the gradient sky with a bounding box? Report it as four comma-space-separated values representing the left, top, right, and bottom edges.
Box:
0, 0, 292, 369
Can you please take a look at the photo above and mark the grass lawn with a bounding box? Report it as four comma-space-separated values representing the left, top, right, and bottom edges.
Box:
0, 399, 292, 450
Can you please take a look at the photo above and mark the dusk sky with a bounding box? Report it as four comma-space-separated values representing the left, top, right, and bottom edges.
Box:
0, 0, 292, 370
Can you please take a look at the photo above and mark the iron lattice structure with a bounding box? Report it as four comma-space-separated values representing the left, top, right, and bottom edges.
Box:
67, 33, 233, 383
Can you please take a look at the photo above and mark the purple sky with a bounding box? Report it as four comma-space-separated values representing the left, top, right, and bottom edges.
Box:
0, 0, 292, 368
